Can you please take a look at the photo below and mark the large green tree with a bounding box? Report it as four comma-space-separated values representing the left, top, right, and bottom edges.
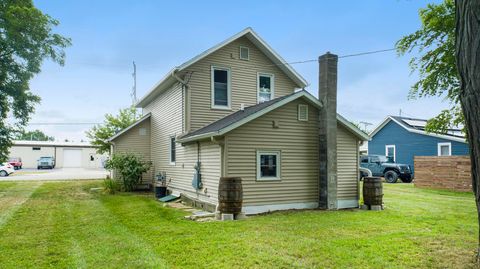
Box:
86, 107, 141, 154
0, 0, 71, 161
399, 0, 480, 260
455, 0, 480, 260
396, 0, 461, 134
15, 129, 54, 141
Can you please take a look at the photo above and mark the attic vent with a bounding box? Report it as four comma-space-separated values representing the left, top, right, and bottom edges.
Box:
239, 46, 249, 60
298, 104, 308, 121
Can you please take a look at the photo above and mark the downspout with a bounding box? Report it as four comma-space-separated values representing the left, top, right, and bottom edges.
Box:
172, 69, 190, 133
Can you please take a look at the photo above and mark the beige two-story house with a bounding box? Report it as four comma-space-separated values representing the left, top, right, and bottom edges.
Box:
109, 28, 368, 214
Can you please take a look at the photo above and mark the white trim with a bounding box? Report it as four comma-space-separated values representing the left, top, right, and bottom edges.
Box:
136, 27, 308, 108
256, 150, 281, 181
243, 202, 318, 215
178, 90, 370, 143
437, 142, 452, 156
211, 66, 231, 110
337, 199, 359, 209
239, 46, 249, 60
385, 144, 396, 162
169, 136, 176, 165
257, 72, 275, 103
297, 104, 308, 121
369, 116, 467, 143
108, 113, 151, 141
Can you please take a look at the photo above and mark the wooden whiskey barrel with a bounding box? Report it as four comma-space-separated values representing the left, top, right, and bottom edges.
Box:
363, 177, 383, 206
218, 177, 243, 214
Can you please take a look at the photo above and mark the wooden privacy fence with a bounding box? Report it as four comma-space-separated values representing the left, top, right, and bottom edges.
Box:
414, 156, 472, 192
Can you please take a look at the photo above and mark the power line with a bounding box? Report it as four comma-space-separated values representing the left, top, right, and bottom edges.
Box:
28, 123, 101, 125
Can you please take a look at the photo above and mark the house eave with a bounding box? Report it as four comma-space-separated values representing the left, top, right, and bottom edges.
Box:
108, 113, 151, 142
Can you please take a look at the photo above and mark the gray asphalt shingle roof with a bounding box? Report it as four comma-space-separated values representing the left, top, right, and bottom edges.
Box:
179, 91, 300, 140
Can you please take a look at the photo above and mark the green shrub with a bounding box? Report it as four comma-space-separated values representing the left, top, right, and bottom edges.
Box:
105, 153, 151, 192
103, 178, 119, 194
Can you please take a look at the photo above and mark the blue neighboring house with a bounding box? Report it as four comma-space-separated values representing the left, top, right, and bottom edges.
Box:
368, 116, 469, 174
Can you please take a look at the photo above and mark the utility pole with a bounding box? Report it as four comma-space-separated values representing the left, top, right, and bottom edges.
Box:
399, 108, 402, 117
131, 61, 137, 106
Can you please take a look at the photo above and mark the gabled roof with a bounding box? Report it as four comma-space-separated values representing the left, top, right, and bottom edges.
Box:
136, 27, 309, 107
178, 90, 369, 143
369, 115, 467, 143
108, 113, 151, 142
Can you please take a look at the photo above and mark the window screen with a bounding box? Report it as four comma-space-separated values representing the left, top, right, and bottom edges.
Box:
258, 74, 273, 102
213, 69, 229, 107
257, 151, 280, 180
170, 137, 176, 163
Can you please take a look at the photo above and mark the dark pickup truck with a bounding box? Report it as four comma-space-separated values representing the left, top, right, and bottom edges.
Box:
360, 155, 413, 183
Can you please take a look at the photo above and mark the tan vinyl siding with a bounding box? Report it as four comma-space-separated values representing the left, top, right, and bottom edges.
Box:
337, 125, 360, 201
182, 36, 299, 131
225, 98, 360, 207
225, 99, 319, 206
144, 83, 221, 205
112, 118, 152, 184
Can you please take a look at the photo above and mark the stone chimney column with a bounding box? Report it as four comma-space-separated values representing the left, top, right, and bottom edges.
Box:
318, 52, 338, 210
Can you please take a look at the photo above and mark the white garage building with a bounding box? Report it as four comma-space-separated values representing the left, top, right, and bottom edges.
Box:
9, 141, 108, 169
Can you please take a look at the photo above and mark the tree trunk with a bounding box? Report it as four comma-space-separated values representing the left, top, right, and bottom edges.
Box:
455, 0, 480, 262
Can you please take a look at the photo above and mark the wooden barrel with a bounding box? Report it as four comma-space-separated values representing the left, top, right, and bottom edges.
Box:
363, 177, 383, 206
218, 177, 243, 214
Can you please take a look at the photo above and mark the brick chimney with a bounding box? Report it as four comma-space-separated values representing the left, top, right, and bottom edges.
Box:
318, 52, 338, 210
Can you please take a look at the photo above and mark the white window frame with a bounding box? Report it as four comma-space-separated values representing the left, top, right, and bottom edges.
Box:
257, 72, 275, 103
298, 104, 309, 121
385, 145, 396, 162
239, 46, 249, 60
169, 136, 176, 165
211, 66, 231, 110
437, 142, 452, 156
256, 150, 281, 181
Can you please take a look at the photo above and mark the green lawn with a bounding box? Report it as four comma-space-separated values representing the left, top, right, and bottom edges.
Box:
0, 180, 477, 268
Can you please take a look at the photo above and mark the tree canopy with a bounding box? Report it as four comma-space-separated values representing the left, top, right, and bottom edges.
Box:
15, 129, 54, 141
396, 0, 462, 134
0, 0, 71, 161
86, 107, 141, 154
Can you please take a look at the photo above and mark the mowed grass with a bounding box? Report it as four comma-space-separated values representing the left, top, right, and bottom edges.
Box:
0, 180, 477, 268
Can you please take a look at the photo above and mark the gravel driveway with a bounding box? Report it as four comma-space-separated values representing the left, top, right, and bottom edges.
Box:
0, 168, 109, 181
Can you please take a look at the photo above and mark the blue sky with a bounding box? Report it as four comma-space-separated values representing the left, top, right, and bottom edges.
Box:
29, 0, 447, 141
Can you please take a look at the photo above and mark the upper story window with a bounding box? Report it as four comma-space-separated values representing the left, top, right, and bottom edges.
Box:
239, 46, 249, 60
211, 66, 231, 109
438, 142, 451, 156
257, 73, 274, 103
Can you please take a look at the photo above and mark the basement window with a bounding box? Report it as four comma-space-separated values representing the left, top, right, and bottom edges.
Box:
169, 136, 176, 165
257, 73, 274, 103
298, 104, 308, 121
256, 150, 281, 181
239, 46, 249, 60
32, 147, 41, 151
438, 142, 451, 156
211, 67, 231, 109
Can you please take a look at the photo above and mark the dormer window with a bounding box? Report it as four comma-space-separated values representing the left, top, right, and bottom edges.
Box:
257, 73, 274, 103
239, 46, 249, 60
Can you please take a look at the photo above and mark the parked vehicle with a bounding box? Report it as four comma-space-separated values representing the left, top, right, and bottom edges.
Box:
360, 155, 413, 183
37, 157, 55, 169
0, 163, 15, 177
8, 157, 22, 170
